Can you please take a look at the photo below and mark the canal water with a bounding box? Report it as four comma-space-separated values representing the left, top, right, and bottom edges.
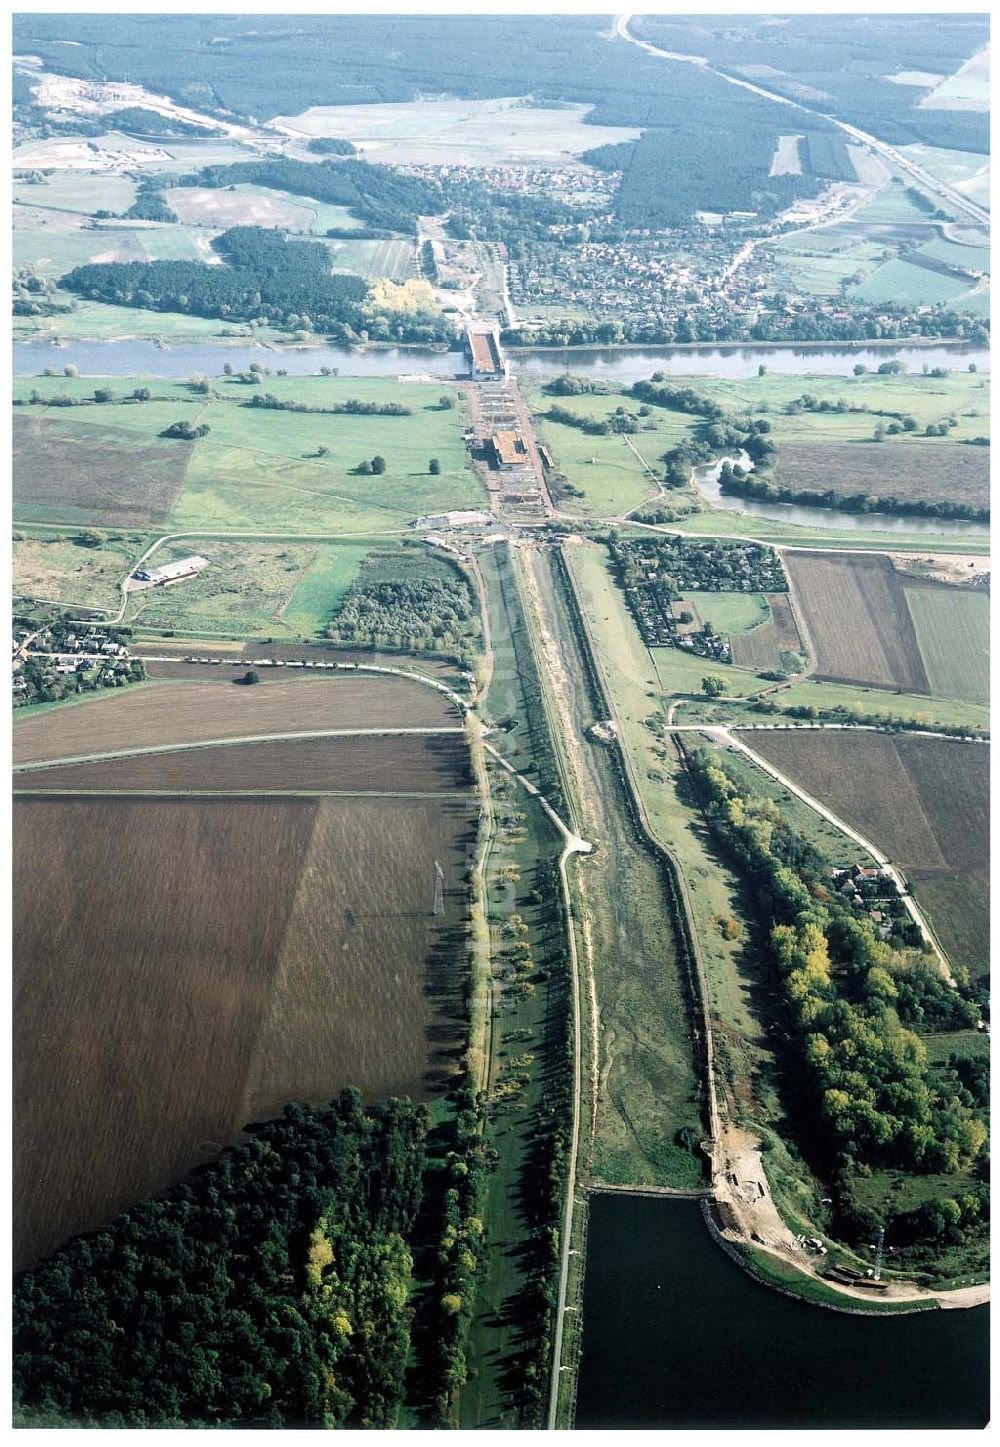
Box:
12, 338, 989, 382
575, 1195, 989, 1431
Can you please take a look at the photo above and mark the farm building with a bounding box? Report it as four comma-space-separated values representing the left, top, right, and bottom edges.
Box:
131, 555, 209, 588
466, 326, 507, 380
488, 431, 527, 470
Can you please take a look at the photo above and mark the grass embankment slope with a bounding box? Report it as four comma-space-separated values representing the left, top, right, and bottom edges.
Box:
520, 544, 705, 1190
459, 543, 569, 1430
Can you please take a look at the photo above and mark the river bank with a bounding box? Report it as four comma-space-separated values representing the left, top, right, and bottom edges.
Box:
13, 337, 990, 382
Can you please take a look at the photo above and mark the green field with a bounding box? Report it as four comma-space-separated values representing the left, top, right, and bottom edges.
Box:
652, 645, 770, 698
326, 237, 416, 280
13, 171, 138, 215
770, 230, 890, 298
849, 257, 984, 308
759, 676, 990, 731
851, 181, 948, 227
15, 219, 211, 279
120, 538, 382, 639
269, 95, 641, 166
164, 183, 368, 237
673, 508, 991, 555
13, 530, 143, 614
14, 375, 482, 534
914, 233, 990, 275
527, 386, 693, 517
657, 369, 991, 446
686, 590, 770, 635
905, 587, 989, 704
14, 295, 285, 345
281, 541, 376, 635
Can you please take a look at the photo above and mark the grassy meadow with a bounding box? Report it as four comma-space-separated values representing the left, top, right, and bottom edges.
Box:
14, 375, 482, 533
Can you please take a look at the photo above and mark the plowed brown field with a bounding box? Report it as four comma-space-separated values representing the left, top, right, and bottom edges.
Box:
14, 674, 459, 765
18, 732, 474, 794
14, 793, 477, 1269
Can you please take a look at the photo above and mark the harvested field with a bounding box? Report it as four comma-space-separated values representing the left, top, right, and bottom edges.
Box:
905, 587, 990, 705
771, 441, 989, 512
786, 550, 941, 693
14, 793, 476, 1268
730, 593, 803, 670
165, 183, 319, 231
19, 732, 474, 794
737, 731, 989, 977
769, 436, 989, 512
14, 413, 191, 527
14, 675, 459, 766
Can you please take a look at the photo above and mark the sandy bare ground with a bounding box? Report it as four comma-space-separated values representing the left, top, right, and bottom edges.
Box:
889, 551, 991, 586
31, 71, 258, 139
711, 1125, 988, 1310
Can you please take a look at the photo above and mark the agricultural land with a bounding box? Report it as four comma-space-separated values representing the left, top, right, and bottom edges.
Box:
9, 9, 991, 1434
735, 730, 990, 980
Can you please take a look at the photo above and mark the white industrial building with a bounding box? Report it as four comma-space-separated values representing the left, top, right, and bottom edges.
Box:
131, 555, 210, 588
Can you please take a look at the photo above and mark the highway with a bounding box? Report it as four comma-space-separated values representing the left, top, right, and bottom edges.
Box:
615, 14, 989, 227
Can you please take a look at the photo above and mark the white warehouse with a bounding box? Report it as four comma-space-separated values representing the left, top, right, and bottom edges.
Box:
131, 555, 210, 588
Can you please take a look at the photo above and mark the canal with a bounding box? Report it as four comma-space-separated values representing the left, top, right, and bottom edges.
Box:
575, 1195, 988, 1430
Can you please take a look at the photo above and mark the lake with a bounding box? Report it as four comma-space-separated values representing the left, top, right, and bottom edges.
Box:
575, 1195, 989, 1431
12, 338, 990, 383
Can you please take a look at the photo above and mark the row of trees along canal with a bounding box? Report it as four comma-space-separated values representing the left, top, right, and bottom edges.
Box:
683, 749, 988, 1275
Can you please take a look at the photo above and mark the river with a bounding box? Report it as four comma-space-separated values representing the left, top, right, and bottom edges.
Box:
14, 336, 989, 541
12, 338, 989, 382
692, 457, 990, 538
575, 1195, 988, 1431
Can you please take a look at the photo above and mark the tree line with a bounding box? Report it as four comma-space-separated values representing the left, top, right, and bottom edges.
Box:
685, 749, 986, 1252
718, 461, 990, 523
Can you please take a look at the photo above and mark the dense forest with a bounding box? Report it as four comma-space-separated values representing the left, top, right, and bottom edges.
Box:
109, 107, 216, 138
327, 553, 480, 659
13, 15, 832, 226
175, 156, 443, 233
583, 120, 829, 229
13, 1093, 428, 1427
14, 13, 988, 223
633, 13, 989, 156
685, 751, 988, 1254
63, 225, 368, 330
